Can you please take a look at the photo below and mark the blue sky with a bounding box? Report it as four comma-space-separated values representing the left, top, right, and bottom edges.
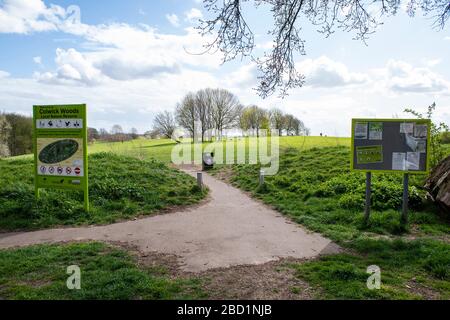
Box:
0, 0, 449, 136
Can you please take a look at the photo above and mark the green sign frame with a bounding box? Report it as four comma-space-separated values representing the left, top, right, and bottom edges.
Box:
351, 118, 432, 174
33, 104, 89, 211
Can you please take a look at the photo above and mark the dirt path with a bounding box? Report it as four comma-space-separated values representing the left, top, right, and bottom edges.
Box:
0, 170, 339, 272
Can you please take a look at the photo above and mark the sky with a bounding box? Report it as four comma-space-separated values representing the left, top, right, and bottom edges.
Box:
0, 0, 449, 136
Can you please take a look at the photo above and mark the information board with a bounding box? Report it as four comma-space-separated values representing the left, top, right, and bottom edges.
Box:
351, 119, 431, 173
33, 104, 89, 211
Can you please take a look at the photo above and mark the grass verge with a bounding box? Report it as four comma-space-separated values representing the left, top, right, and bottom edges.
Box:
0, 242, 206, 299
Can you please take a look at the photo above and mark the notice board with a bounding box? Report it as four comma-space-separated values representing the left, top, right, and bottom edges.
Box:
351, 119, 431, 173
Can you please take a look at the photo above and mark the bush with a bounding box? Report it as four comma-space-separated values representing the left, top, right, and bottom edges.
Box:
441, 131, 450, 144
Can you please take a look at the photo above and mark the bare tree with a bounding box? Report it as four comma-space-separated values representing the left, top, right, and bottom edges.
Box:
111, 124, 126, 142
304, 127, 311, 136
195, 89, 214, 142
111, 124, 123, 135
130, 128, 139, 139
270, 108, 286, 136
176, 92, 197, 141
211, 88, 242, 139
294, 118, 307, 136
153, 111, 176, 139
199, 0, 450, 98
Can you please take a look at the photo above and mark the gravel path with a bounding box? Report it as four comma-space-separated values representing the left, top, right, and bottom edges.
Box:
0, 170, 339, 272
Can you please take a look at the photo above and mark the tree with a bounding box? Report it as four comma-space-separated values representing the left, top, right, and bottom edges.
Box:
130, 128, 139, 139
239, 107, 252, 134
153, 111, 176, 139
242, 105, 268, 137
3, 113, 32, 156
0, 114, 11, 158
284, 114, 297, 136
88, 127, 99, 142
111, 124, 123, 135
98, 128, 109, 140
176, 92, 197, 141
304, 127, 311, 136
295, 118, 307, 136
199, 0, 450, 98
195, 88, 214, 142
211, 88, 242, 139
270, 108, 285, 136
111, 124, 126, 143
404, 102, 449, 167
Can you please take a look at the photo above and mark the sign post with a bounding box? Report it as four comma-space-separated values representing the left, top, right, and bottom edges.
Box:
33, 104, 89, 211
351, 119, 431, 225
402, 173, 409, 225
364, 172, 372, 226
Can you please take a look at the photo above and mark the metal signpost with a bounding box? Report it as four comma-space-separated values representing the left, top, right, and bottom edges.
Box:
351, 119, 431, 225
33, 104, 89, 211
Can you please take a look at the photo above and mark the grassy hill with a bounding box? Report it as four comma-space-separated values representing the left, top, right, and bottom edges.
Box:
0, 152, 206, 230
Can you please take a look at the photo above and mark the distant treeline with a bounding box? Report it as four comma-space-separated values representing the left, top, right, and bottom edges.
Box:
88, 125, 140, 143
151, 88, 311, 141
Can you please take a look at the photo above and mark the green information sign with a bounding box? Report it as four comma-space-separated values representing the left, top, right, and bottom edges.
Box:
33, 104, 89, 211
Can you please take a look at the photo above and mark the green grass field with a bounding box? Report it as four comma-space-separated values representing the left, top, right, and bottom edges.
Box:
86, 136, 350, 164
210, 145, 450, 299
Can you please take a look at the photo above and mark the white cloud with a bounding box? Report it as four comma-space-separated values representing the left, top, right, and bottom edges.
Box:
0, 0, 80, 34
424, 58, 441, 67
33, 23, 223, 85
34, 48, 103, 85
0, 70, 10, 78
256, 41, 274, 50
381, 59, 450, 94
166, 13, 180, 27
223, 63, 258, 91
298, 56, 368, 88
0, 67, 220, 133
184, 8, 203, 23
33, 56, 42, 64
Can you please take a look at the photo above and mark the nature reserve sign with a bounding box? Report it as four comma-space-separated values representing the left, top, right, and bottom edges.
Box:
33, 104, 89, 211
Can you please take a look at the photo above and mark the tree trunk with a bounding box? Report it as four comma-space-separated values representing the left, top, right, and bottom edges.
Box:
424, 155, 450, 214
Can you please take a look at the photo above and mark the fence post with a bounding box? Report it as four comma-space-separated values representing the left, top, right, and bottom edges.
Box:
197, 172, 203, 189
259, 169, 265, 186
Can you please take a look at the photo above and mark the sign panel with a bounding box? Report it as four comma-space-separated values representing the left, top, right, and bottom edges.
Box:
33, 104, 89, 210
351, 119, 431, 173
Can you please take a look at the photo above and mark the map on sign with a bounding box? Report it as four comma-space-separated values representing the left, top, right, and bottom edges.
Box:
33, 105, 88, 204
351, 119, 431, 173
